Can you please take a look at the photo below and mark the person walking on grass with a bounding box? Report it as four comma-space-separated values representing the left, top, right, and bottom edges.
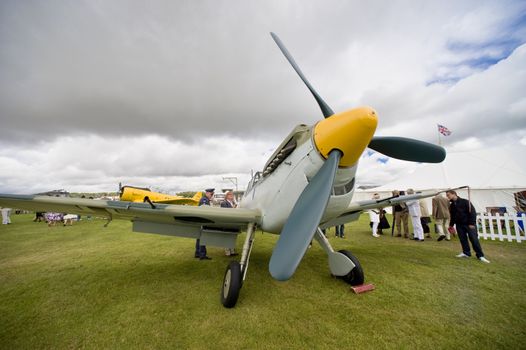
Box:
446, 190, 490, 263
406, 189, 424, 241
433, 193, 451, 241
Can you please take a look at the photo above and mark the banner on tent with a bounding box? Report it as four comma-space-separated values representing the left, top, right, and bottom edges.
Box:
477, 212, 526, 243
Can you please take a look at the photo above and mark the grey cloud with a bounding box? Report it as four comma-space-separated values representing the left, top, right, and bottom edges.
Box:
1, 0, 526, 193
2, 0, 525, 144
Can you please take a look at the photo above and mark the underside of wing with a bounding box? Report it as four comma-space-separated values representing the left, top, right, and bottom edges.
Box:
347, 190, 439, 212
321, 190, 441, 228
0, 193, 260, 231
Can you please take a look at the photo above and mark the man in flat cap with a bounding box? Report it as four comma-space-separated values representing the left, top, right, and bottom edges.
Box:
195, 188, 214, 260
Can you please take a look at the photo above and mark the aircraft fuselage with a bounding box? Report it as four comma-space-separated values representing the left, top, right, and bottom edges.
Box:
240, 124, 357, 234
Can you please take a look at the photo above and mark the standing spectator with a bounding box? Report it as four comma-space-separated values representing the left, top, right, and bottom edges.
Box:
335, 224, 345, 238
378, 209, 390, 234
392, 190, 409, 238
433, 193, 451, 241
446, 190, 490, 263
369, 193, 381, 238
1, 207, 11, 225
220, 191, 239, 257
195, 188, 214, 260
406, 189, 424, 241
419, 199, 431, 238
33, 212, 45, 222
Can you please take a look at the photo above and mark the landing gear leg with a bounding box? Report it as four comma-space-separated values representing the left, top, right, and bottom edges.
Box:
314, 228, 365, 285
220, 222, 256, 308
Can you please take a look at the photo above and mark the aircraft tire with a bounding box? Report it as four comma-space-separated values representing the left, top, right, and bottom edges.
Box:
220, 261, 242, 308
337, 250, 364, 286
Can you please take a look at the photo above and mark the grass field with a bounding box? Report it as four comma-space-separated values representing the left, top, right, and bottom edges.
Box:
1, 214, 525, 349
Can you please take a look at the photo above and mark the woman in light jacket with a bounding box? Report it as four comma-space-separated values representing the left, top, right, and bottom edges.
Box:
419, 199, 431, 238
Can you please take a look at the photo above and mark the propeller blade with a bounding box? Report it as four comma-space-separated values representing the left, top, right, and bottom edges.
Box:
368, 136, 446, 163
269, 150, 341, 281
270, 32, 334, 118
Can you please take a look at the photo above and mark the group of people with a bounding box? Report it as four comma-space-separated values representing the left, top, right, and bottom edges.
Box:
194, 188, 238, 260
370, 189, 490, 263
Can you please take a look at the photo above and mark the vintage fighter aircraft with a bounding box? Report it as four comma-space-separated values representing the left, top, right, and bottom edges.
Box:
0, 33, 446, 308
119, 185, 202, 205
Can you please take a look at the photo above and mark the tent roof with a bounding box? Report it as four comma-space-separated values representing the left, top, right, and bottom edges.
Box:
372, 144, 526, 191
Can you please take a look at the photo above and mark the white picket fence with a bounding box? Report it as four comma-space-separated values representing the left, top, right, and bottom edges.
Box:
477, 213, 526, 243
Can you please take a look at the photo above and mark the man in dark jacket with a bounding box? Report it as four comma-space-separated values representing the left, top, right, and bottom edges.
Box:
446, 190, 490, 263
195, 188, 214, 260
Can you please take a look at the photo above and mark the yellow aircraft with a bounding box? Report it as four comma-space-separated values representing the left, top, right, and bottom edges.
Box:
0, 33, 448, 308
119, 185, 202, 206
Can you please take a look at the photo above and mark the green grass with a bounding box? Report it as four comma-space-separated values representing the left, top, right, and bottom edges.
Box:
1, 214, 525, 349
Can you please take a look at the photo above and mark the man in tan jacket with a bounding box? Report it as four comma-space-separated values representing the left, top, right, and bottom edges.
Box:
392, 190, 409, 238
432, 193, 451, 241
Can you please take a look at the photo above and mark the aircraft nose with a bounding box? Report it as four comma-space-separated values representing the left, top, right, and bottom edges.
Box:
313, 107, 378, 167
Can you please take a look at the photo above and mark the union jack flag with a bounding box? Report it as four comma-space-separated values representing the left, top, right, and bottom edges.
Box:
437, 124, 452, 136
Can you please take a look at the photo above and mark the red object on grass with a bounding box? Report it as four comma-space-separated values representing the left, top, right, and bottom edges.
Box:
351, 283, 375, 294
448, 227, 456, 235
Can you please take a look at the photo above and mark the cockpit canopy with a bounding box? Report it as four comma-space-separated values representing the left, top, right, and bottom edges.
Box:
246, 124, 310, 193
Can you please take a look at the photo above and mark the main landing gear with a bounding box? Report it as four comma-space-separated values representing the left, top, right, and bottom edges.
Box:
314, 228, 364, 286
220, 225, 364, 308
220, 222, 256, 308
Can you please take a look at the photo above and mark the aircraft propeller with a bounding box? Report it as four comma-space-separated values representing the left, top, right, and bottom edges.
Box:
270, 32, 335, 118
269, 32, 445, 164
368, 136, 445, 163
268, 32, 446, 281
269, 150, 341, 280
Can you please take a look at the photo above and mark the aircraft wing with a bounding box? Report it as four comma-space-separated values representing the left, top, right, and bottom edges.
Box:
0, 194, 261, 247
320, 190, 441, 228
152, 198, 200, 205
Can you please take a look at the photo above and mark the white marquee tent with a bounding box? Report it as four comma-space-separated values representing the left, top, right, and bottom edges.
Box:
355, 145, 526, 214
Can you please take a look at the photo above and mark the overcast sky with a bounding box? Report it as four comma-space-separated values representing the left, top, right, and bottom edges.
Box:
1, 0, 525, 194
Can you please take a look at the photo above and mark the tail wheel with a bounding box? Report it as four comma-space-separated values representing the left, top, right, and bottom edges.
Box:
337, 250, 364, 286
220, 261, 242, 308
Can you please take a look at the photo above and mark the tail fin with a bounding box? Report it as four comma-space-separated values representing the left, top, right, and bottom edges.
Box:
192, 191, 203, 203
